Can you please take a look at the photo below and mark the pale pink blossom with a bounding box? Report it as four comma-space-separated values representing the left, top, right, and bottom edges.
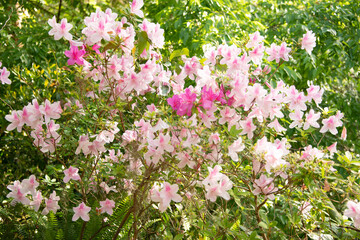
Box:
72, 202, 91, 221
177, 152, 196, 169
63, 166, 81, 183
306, 84, 323, 104
130, 0, 144, 18
249, 43, 265, 65
87, 140, 106, 156
301, 145, 324, 161
151, 182, 182, 212
204, 175, 233, 202
267, 119, 286, 133
218, 107, 236, 125
97, 130, 115, 143
239, 118, 256, 139
100, 182, 118, 194
303, 109, 320, 130
99, 199, 115, 215
48, 16, 73, 41
30, 191, 43, 212
0, 65, 11, 84
202, 165, 223, 185
122, 130, 138, 143
246, 31, 264, 48
253, 175, 278, 200
42, 191, 60, 215
289, 110, 304, 129
75, 135, 91, 155
228, 137, 245, 161
344, 201, 360, 228
5, 110, 24, 132
327, 142, 337, 155
6, 181, 31, 205
21, 175, 39, 195
320, 112, 343, 135
39, 99, 62, 123
151, 133, 174, 154
301, 30, 316, 54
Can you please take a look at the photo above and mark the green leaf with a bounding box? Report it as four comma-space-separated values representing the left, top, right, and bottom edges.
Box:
137, 31, 149, 55
258, 221, 268, 229
174, 233, 184, 240
170, 48, 189, 61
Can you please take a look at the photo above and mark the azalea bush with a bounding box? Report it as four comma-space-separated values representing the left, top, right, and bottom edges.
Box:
2, 1, 360, 240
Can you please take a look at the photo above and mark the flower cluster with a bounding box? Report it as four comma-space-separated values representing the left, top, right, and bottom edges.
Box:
6, 175, 61, 215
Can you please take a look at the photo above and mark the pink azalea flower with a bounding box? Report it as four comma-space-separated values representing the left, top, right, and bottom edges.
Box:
30, 191, 43, 212
63, 166, 81, 183
266, 43, 280, 63
228, 138, 245, 161
158, 182, 182, 212
209, 132, 220, 145
249, 43, 265, 65
218, 107, 236, 125
167, 88, 197, 116
306, 84, 323, 104
220, 45, 241, 65
239, 118, 256, 139
177, 152, 196, 169
75, 135, 91, 155
199, 86, 218, 110
202, 165, 223, 185
278, 42, 291, 61
100, 182, 118, 194
139, 19, 165, 48
48, 16, 73, 41
64, 45, 86, 66
130, 0, 144, 18
327, 142, 337, 155
99, 199, 115, 215
72, 202, 91, 221
204, 175, 233, 202
266, 42, 291, 63
0, 65, 11, 85
303, 109, 320, 130
320, 112, 343, 135
6, 181, 31, 205
122, 130, 138, 144
5, 110, 24, 132
301, 145, 324, 161
289, 109, 304, 129
151, 133, 174, 155
268, 119, 286, 133
21, 175, 39, 195
246, 31, 264, 48
301, 30, 316, 54
87, 140, 106, 156
39, 99, 63, 123
253, 174, 278, 200
42, 191, 60, 215
344, 201, 360, 228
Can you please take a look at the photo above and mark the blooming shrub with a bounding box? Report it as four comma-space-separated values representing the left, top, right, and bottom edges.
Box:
2, 1, 360, 239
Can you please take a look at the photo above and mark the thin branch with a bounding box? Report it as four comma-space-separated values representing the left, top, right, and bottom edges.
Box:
56, 0, 63, 22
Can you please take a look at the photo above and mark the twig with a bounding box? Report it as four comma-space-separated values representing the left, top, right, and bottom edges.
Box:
0, 6, 13, 31
79, 222, 87, 240
56, 0, 63, 22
